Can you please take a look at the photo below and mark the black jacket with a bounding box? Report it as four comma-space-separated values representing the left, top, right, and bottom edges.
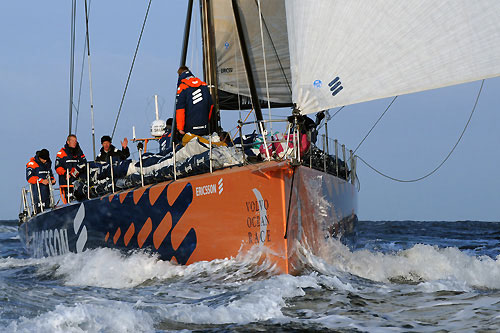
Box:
55, 143, 87, 185
95, 144, 130, 163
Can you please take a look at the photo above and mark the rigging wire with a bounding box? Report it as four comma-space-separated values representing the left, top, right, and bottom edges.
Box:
68, 0, 77, 135
74, 0, 92, 135
356, 79, 485, 183
84, 0, 96, 159
257, 0, 273, 132
317, 106, 345, 131
111, 0, 153, 139
353, 96, 398, 154
253, 0, 291, 95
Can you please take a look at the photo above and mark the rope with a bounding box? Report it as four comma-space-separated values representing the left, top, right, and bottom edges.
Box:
356, 79, 484, 183
353, 96, 398, 154
231, 108, 254, 141
111, 0, 153, 138
317, 106, 345, 131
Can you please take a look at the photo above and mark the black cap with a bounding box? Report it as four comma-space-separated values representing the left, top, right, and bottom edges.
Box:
38, 149, 50, 161
101, 135, 112, 144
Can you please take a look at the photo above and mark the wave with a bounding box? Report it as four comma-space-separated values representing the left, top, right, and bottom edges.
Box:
5, 302, 153, 333
298, 237, 500, 291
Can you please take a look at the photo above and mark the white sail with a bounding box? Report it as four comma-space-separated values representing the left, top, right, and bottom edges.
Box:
286, 0, 500, 114
212, 0, 292, 109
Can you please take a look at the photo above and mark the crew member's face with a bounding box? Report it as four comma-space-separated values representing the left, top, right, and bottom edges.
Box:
67, 137, 77, 148
39, 157, 47, 164
102, 141, 111, 151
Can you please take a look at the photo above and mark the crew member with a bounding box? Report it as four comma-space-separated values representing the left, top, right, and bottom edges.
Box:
55, 134, 87, 203
95, 135, 130, 163
158, 118, 173, 155
26, 149, 56, 213
175, 66, 213, 137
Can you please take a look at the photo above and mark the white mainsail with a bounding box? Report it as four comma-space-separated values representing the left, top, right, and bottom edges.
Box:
212, 0, 291, 108
286, 0, 500, 115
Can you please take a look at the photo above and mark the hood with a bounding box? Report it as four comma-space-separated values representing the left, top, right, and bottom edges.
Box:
177, 70, 195, 86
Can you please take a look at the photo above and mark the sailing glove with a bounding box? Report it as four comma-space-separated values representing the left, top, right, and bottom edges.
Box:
70, 168, 79, 178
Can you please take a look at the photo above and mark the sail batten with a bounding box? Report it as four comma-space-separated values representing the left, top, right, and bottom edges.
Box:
286, 0, 500, 114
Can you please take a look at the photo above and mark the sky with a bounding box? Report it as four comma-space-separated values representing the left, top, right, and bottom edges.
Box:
1, 1, 499, 221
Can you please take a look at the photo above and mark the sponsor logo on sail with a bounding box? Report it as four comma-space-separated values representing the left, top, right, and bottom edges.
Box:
329, 76, 343, 96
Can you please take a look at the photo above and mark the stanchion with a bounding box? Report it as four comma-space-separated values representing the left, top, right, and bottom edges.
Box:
323, 135, 327, 172
137, 142, 145, 187
109, 156, 115, 193
342, 144, 347, 180
86, 163, 91, 200
36, 181, 44, 213
47, 175, 55, 208
335, 140, 339, 176
66, 169, 71, 204
28, 186, 36, 214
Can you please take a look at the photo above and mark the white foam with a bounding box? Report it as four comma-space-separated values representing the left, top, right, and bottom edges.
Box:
0, 256, 46, 269
149, 274, 320, 325
303, 239, 500, 290
44, 248, 184, 288
6, 302, 154, 333
31, 244, 282, 289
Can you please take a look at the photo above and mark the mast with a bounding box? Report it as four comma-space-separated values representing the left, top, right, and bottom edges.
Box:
200, 0, 220, 132
180, 0, 194, 67
230, 0, 264, 122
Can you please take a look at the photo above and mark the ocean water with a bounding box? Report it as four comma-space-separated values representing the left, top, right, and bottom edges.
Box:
1, 220, 499, 332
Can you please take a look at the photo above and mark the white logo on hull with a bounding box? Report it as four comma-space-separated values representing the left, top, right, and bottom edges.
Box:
32, 229, 70, 258
196, 178, 224, 196
218, 178, 224, 194
73, 203, 87, 253
252, 188, 267, 245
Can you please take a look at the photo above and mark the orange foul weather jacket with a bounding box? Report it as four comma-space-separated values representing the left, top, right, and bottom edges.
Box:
26, 156, 55, 185
55, 143, 87, 186
175, 70, 213, 136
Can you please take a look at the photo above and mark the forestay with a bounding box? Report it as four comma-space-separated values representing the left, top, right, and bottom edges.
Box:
286, 0, 500, 114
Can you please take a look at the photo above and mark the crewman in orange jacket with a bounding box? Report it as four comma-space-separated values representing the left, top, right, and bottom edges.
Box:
175, 66, 213, 137
26, 149, 56, 213
55, 134, 87, 202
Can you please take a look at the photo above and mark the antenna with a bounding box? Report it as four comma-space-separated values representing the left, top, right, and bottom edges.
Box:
154, 94, 159, 120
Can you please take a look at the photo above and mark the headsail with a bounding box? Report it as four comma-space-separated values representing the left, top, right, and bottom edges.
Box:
286, 0, 500, 114
212, 0, 292, 110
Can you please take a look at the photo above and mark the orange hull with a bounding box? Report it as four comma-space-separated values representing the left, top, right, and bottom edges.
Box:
21, 161, 358, 275
115, 161, 357, 274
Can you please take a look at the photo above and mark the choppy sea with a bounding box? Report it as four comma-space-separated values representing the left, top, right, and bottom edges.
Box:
1, 219, 499, 332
